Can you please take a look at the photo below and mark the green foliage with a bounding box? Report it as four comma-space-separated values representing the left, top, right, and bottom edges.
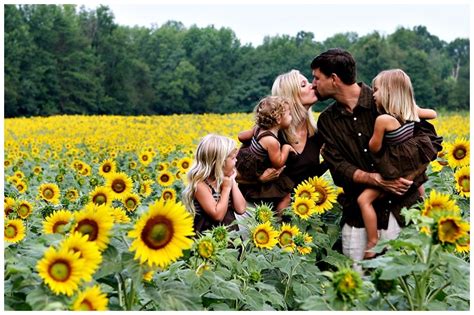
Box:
4, 4, 470, 117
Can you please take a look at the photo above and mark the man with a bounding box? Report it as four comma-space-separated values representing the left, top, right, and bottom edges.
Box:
310, 48, 441, 261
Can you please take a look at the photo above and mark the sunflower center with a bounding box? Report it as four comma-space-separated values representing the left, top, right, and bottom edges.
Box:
297, 204, 309, 215
339, 274, 356, 292
460, 177, 470, 192
48, 260, 71, 282
315, 189, 327, 205
279, 231, 293, 246
142, 155, 148, 161
5, 207, 14, 216
439, 219, 460, 242
182, 162, 189, 169
5, 225, 18, 238
75, 219, 99, 241
43, 188, 54, 199
79, 300, 94, 311
255, 230, 269, 244
17, 184, 24, 191
454, 148, 467, 160
163, 192, 173, 200
160, 175, 170, 182
53, 221, 68, 234
18, 205, 30, 216
126, 198, 136, 208
299, 191, 312, 199
142, 217, 174, 250
103, 165, 111, 172
93, 194, 107, 205
112, 179, 126, 193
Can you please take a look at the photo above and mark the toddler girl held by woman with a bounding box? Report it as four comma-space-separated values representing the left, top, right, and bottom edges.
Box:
182, 134, 247, 234
358, 69, 438, 259
236, 96, 296, 218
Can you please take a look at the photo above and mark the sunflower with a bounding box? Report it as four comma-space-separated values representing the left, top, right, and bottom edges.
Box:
436, 215, 470, 245
4, 197, 16, 217
143, 270, 154, 282
139, 151, 153, 166
332, 268, 363, 300
73, 204, 114, 251
37, 247, 85, 296
446, 138, 470, 168
454, 166, 470, 198
71, 159, 85, 172
177, 156, 192, 174
128, 198, 194, 268
33, 166, 43, 175
139, 179, 154, 197
254, 202, 275, 223
89, 186, 113, 207
196, 236, 217, 259
278, 223, 300, 252
293, 181, 318, 201
65, 188, 80, 202
59, 232, 102, 280
252, 221, 279, 250
14, 170, 25, 180
455, 237, 470, 254
422, 190, 460, 218
16, 181, 27, 194
161, 188, 177, 202
5, 219, 26, 243
111, 207, 131, 224
98, 159, 117, 177
80, 164, 92, 176
306, 176, 337, 214
157, 162, 169, 172
129, 161, 138, 169
157, 170, 175, 187
292, 197, 316, 220
71, 285, 108, 311
38, 183, 61, 204
17, 200, 33, 219
430, 160, 444, 173
105, 172, 134, 200
4, 158, 12, 168
295, 233, 313, 255
43, 210, 74, 234
7, 176, 20, 185
122, 193, 141, 212
211, 226, 229, 245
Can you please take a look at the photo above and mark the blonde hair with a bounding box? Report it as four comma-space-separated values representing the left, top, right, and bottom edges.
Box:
182, 134, 236, 215
272, 69, 317, 143
254, 96, 288, 129
372, 69, 419, 123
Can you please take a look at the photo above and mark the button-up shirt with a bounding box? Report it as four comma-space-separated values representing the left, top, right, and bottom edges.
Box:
317, 83, 425, 229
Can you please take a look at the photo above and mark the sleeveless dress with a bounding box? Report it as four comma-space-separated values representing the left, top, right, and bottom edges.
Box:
236, 128, 294, 199
373, 120, 438, 179
193, 180, 238, 233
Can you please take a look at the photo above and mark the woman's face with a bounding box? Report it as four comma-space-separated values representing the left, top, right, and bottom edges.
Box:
223, 148, 238, 176
298, 74, 318, 106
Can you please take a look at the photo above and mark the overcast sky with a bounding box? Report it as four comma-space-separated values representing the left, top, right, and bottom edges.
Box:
82, 1, 471, 46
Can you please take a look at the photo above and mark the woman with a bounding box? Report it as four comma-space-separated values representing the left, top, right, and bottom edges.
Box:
237, 70, 328, 207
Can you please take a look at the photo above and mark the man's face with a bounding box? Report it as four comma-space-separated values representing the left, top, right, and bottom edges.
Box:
312, 68, 333, 101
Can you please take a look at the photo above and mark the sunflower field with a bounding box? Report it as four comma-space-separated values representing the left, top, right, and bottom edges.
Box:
3, 112, 470, 311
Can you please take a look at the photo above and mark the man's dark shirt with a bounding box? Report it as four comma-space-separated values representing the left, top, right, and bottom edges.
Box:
317, 82, 427, 229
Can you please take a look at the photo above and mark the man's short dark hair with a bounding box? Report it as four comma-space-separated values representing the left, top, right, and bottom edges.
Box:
311, 48, 357, 85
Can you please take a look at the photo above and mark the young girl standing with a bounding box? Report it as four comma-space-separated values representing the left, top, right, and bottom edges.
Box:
359, 69, 438, 259
236, 96, 296, 218
182, 134, 247, 233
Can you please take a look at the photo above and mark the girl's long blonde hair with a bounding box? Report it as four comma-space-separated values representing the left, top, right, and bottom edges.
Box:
372, 69, 419, 123
182, 134, 236, 215
272, 69, 317, 143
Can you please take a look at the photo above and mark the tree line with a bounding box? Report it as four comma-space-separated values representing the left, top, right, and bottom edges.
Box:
4, 4, 470, 117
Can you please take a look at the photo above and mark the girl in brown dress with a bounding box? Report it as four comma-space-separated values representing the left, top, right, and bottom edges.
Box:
182, 134, 247, 234
359, 69, 438, 259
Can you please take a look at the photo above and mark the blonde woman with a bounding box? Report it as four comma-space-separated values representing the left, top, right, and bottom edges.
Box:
358, 69, 437, 258
182, 134, 247, 233
238, 70, 328, 191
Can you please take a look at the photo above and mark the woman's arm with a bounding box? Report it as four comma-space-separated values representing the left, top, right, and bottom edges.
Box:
194, 180, 232, 221
238, 128, 255, 143
416, 106, 437, 120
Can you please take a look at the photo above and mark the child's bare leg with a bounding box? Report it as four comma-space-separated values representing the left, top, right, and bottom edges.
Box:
276, 193, 291, 219
357, 188, 382, 259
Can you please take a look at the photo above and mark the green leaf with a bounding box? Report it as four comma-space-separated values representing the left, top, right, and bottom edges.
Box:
299, 295, 332, 310
379, 256, 426, 280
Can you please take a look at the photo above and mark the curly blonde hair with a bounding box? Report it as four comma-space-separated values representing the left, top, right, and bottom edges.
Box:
254, 96, 290, 130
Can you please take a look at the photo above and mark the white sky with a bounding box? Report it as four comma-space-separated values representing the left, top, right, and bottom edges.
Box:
79, 0, 472, 46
